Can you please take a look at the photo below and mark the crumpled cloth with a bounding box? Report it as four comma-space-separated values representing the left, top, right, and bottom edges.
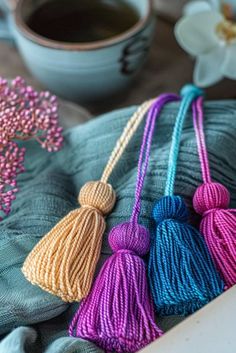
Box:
1, 101, 236, 352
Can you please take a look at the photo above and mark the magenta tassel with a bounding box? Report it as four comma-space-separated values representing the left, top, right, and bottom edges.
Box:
192, 97, 236, 288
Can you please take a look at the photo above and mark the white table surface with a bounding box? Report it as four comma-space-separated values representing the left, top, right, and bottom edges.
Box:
140, 286, 236, 353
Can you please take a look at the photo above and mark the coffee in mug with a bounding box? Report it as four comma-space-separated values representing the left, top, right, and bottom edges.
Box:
27, 0, 140, 43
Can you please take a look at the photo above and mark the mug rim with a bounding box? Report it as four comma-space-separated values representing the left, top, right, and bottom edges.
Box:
14, 0, 153, 51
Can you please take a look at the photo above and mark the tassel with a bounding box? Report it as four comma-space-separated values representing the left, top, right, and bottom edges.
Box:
22, 181, 115, 301
149, 195, 224, 315
148, 84, 224, 316
70, 222, 162, 353
70, 94, 179, 352
22, 100, 154, 302
192, 97, 236, 288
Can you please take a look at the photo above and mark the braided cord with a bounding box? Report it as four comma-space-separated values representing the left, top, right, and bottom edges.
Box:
192, 97, 212, 184
131, 94, 179, 223
165, 85, 204, 196
101, 100, 155, 183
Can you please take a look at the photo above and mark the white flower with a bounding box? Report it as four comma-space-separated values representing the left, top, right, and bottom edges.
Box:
175, 0, 236, 87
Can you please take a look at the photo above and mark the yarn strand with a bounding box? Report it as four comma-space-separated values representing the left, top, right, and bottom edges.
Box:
101, 100, 154, 183
165, 87, 200, 196
131, 94, 179, 223
192, 97, 211, 184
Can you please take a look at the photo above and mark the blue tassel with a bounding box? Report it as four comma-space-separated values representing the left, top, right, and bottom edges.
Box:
148, 195, 224, 316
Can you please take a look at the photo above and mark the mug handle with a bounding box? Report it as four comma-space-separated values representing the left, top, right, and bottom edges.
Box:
0, 5, 13, 41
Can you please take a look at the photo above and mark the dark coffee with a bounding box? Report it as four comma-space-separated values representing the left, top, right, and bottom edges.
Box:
27, 0, 139, 43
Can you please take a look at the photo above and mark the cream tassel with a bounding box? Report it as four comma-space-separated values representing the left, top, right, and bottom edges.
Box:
22, 100, 154, 302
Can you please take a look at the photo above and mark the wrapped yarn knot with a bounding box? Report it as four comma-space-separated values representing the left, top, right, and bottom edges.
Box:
193, 182, 230, 216
79, 181, 116, 215
152, 195, 189, 224
109, 222, 150, 256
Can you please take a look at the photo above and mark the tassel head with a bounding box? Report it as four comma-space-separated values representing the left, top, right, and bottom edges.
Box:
152, 195, 189, 223
109, 222, 150, 256
70, 221, 162, 353
193, 182, 230, 215
148, 195, 224, 316
193, 182, 236, 287
78, 181, 116, 215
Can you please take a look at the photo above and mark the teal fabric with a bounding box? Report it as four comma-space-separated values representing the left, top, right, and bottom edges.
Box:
1, 101, 236, 352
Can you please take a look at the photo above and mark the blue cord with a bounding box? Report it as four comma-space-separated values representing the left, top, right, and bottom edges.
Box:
165, 84, 203, 196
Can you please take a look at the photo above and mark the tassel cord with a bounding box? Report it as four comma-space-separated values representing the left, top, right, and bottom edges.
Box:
131, 94, 179, 223
165, 88, 203, 196
192, 97, 212, 184
101, 100, 155, 184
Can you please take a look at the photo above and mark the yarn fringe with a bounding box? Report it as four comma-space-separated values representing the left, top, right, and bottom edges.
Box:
70, 252, 162, 352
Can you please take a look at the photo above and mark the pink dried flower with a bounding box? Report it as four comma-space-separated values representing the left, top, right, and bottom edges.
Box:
0, 76, 63, 219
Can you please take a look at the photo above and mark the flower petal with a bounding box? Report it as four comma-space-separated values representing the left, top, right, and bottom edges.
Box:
194, 45, 225, 86
222, 44, 236, 79
184, 1, 212, 15
208, 0, 221, 11
175, 11, 223, 56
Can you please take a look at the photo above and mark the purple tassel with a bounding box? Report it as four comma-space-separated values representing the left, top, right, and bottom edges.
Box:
69, 94, 179, 352
70, 222, 162, 353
